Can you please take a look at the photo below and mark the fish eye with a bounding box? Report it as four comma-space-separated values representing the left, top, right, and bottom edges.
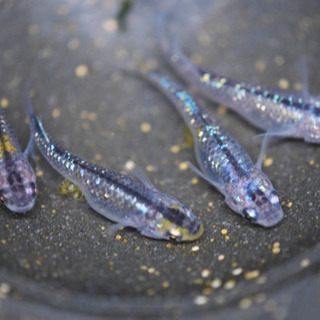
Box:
246, 189, 256, 201
269, 190, 280, 206
168, 228, 181, 240
27, 182, 37, 196
242, 208, 257, 222
0, 188, 7, 202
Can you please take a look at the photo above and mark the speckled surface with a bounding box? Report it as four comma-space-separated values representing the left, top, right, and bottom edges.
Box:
0, 0, 320, 319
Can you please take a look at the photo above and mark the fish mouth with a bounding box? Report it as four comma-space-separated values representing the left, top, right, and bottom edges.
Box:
182, 221, 204, 242
255, 208, 284, 228
170, 220, 204, 242
6, 199, 35, 214
194, 222, 204, 240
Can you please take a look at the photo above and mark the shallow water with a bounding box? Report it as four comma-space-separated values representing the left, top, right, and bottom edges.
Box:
0, 0, 320, 318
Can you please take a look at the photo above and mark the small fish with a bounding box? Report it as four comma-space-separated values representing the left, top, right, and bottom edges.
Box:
122, 70, 283, 227
0, 107, 37, 213
159, 15, 320, 143
24, 83, 203, 242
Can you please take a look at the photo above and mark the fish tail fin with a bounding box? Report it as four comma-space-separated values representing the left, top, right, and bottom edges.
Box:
156, 1, 185, 60
24, 66, 38, 118
157, 10, 171, 57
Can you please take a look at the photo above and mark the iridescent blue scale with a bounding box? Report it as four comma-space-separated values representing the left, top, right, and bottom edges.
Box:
0, 108, 37, 213
160, 32, 320, 143
24, 86, 203, 241
137, 71, 284, 227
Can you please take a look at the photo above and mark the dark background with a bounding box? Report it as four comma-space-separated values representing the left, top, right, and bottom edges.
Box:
0, 0, 319, 319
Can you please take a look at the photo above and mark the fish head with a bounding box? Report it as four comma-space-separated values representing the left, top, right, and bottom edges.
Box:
225, 168, 284, 227
0, 161, 37, 213
144, 200, 204, 242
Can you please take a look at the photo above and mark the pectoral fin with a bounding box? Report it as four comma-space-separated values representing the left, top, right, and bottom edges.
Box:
186, 161, 224, 194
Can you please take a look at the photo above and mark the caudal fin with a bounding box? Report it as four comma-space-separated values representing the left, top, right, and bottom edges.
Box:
156, 1, 183, 60
24, 67, 38, 118
157, 11, 171, 57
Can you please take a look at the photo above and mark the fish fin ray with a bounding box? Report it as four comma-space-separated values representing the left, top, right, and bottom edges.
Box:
123, 160, 157, 191
186, 161, 224, 193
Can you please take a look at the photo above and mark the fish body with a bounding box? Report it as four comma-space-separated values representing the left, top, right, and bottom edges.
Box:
0, 108, 37, 213
160, 23, 320, 143
137, 71, 283, 227
25, 88, 203, 241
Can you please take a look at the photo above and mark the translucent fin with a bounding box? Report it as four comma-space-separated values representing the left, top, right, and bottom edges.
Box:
253, 127, 294, 140
24, 134, 35, 159
105, 222, 130, 240
186, 161, 224, 193
255, 133, 270, 169
156, 1, 177, 57
25, 66, 38, 118
110, 222, 128, 233
157, 11, 169, 56
295, 56, 320, 105
24, 134, 45, 182
253, 127, 295, 168
299, 55, 309, 98
123, 160, 157, 191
